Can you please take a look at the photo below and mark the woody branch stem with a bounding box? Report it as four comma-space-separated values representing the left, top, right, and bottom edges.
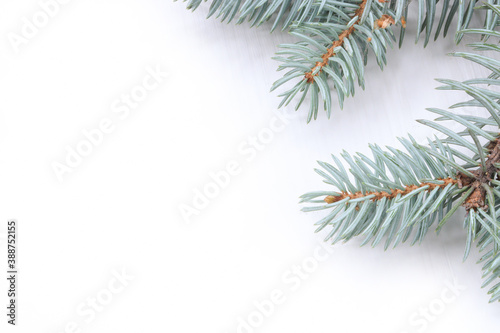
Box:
304, 0, 368, 83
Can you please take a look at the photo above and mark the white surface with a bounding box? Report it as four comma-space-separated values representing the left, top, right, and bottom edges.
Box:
0, 1, 498, 332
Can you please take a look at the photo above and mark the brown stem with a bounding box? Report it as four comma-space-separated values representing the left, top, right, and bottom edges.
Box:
324, 137, 500, 212
304, 0, 369, 83
324, 178, 458, 204
457, 137, 500, 211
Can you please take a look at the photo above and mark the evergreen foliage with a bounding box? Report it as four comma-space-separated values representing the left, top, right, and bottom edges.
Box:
180, 0, 497, 121
300, 18, 500, 302
181, 0, 500, 302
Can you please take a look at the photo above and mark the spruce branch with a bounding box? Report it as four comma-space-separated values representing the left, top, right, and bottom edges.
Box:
181, 0, 500, 301
179, 0, 334, 31
301, 17, 500, 302
271, 0, 490, 121
180, 0, 494, 121
271, 0, 399, 121
303, 0, 369, 84
457, 137, 500, 211
323, 177, 459, 203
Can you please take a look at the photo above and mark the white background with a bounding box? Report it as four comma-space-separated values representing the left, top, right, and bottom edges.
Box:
0, 0, 499, 332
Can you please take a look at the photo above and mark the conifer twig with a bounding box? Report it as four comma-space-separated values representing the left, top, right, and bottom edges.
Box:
324, 177, 458, 203
304, 0, 369, 83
